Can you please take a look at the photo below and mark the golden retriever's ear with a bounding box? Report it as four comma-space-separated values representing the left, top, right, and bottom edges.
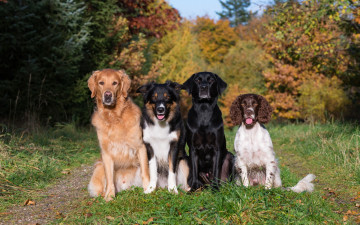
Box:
118, 70, 131, 98
88, 71, 99, 98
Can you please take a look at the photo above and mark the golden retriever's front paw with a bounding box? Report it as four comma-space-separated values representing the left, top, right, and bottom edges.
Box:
104, 189, 115, 201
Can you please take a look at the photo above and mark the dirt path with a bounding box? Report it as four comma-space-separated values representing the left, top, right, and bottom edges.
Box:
0, 164, 93, 225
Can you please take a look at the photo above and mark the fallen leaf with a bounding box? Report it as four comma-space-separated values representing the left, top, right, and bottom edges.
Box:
23, 199, 36, 206
55, 212, 65, 219
85, 213, 93, 218
143, 217, 154, 224
343, 215, 348, 222
61, 169, 71, 175
356, 203, 360, 208
106, 216, 115, 220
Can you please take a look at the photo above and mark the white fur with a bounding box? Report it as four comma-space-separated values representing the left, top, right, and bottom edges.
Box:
234, 122, 315, 193
143, 119, 179, 192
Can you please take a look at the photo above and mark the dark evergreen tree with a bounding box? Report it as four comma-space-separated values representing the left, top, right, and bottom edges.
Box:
0, 0, 90, 127
216, 0, 252, 26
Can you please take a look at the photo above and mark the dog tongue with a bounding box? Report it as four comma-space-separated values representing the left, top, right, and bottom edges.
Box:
245, 118, 253, 125
157, 115, 165, 120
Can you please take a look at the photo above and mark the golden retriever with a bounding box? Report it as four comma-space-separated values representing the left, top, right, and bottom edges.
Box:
87, 69, 151, 201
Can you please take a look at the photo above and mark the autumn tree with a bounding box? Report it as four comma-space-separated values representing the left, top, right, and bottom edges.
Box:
262, 0, 351, 121
193, 17, 237, 65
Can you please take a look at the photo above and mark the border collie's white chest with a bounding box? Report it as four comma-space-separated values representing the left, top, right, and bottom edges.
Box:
143, 119, 178, 162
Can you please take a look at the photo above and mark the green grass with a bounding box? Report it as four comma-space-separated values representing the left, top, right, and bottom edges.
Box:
0, 123, 99, 211
2, 122, 359, 223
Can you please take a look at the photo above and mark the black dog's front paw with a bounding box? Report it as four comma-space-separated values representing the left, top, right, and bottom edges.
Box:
190, 179, 204, 191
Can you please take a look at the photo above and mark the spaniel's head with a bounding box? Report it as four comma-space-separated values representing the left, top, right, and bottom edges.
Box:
230, 94, 272, 127
87, 69, 131, 107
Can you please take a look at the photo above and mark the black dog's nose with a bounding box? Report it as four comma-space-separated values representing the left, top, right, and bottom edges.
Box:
157, 106, 165, 114
200, 85, 207, 90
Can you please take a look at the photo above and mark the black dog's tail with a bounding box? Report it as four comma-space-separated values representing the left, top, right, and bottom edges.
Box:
284, 174, 316, 193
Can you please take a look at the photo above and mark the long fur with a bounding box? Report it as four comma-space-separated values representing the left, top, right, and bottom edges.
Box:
87, 69, 150, 201
230, 93, 315, 193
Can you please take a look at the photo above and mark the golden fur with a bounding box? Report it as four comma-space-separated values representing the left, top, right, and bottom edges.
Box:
87, 69, 150, 201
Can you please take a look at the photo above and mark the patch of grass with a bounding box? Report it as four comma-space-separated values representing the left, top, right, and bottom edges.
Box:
0, 123, 99, 211
58, 166, 341, 224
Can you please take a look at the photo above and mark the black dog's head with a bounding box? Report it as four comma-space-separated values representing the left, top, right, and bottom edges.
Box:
182, 72, 227, 101
230, 94, 273, 127
137, 81, 182, 122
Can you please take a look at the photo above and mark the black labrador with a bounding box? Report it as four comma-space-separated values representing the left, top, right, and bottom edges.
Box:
182, 72, 234, 191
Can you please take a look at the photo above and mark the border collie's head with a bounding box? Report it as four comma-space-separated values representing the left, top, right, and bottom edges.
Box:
137, 81, 182, 122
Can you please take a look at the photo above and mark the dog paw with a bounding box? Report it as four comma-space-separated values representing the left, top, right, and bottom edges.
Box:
168, 186, 178, 194
144, 184, 156, 194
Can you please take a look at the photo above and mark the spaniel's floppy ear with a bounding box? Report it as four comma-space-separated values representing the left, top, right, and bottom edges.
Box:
214, 73, 227, 95
88, 70, 100, 98
118, 70, 131, 98
230, 95, 243, 126
166, 80, 182, 92
257, 95, 272, 124
182, 73, 196, 94
136, 81, 155, 95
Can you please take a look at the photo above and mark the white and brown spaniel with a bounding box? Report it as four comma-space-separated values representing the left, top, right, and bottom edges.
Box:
230, 94, 315, 193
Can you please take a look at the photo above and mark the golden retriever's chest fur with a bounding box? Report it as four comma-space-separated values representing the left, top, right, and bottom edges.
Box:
92, 101, 143, 169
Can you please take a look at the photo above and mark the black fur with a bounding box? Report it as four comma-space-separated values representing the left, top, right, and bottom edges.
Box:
137, 81, 188, 182
182, 72, 234, 191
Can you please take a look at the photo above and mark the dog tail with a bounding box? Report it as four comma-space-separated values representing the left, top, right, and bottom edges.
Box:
285, 174, 316, 193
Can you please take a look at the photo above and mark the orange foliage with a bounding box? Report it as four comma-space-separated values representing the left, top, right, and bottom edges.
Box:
193, 17, 237, 64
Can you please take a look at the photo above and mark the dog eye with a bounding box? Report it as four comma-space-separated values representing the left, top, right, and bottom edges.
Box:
112, 81, 118, 85
196, 78, 201, 83
208, 78, 214, 83
99, 81, 104, 85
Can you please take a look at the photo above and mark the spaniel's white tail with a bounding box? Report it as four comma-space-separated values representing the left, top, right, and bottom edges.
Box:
286, 174, 316, 193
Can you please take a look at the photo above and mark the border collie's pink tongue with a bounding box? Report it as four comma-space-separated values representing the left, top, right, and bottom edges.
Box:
157, 114, 165, 120
245, 118, 253, 125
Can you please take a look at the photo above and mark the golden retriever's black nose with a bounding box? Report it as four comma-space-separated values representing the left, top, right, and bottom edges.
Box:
104, 91, 113, 103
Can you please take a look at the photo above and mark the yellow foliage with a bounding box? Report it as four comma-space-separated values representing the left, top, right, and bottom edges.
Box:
298, 76, 349, 123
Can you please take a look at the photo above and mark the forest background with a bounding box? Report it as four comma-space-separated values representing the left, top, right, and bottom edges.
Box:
1, 0, 360, 130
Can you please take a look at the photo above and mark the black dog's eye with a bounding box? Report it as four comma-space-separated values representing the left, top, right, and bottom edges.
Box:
112, 81, 118, 85
208, 77, 214, 83
99, 81, 104, 85
196, 78, 202, 83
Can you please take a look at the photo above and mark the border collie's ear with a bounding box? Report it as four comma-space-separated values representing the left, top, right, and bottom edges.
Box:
182, 73, 196, 94
88, 70, 100, 98
230, 95, 243, 126
136, 82, 154, 95
214, 73, 227, 95
257, 95, 272, 124
166, 81, 182, 92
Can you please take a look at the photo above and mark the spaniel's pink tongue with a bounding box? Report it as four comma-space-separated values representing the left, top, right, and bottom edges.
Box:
245, 118, 253, 125
157, 115, 165, 120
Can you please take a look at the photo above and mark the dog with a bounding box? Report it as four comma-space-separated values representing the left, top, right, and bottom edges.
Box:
87, 69, 151, 201
137, 81, 190, 193
230, 93, 315, 192
182, 72, 234, 191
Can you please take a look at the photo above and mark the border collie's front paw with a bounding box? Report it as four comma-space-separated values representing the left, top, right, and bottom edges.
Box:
144, 183, 156, 194
168, 186, 178, 194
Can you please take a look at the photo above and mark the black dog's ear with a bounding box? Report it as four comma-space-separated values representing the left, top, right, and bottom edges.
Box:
166, 80, 182, 92
215, 74, 227, 95
136, 82, 154, 94
182, 74, 196, 94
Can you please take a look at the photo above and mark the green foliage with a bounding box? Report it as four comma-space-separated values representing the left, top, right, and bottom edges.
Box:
216, 0, 252, 26
0, 0, 90, 126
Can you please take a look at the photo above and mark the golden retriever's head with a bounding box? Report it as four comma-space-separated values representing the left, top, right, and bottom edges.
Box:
88, 69, 131, 107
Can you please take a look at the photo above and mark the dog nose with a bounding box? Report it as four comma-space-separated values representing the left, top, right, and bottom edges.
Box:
156, 106, 165, 114
200, 85, 207, 90
104, 91, 112, 97
245, 109, 252, 115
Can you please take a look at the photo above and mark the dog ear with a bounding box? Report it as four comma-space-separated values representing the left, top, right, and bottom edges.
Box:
136, 82, 154, 95
214, 74, 227, 95
118, 70, 131, 98
182, 74, 196, 94
256, 95, 273, 124
88, 70, 100, 98
230, 95, 243, 126
166, 81, 182, 92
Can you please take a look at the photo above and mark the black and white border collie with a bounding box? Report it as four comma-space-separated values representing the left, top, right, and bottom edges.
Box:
137, 81, 190, 193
